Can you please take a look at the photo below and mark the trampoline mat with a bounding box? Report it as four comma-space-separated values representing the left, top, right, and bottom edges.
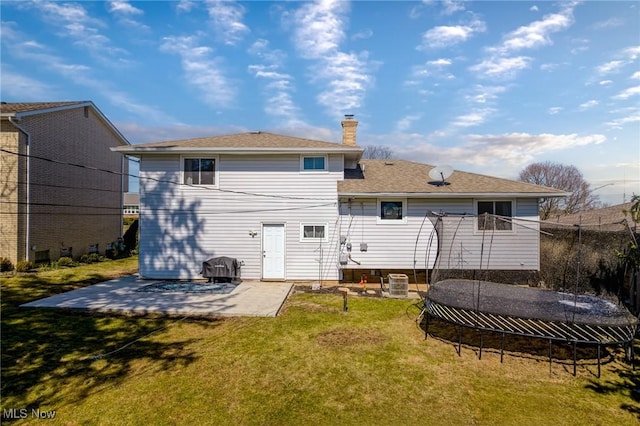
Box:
136, 281, 238, 294
427, 279, 638, 327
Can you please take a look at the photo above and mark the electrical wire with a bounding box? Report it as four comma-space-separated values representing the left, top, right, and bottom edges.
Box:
1, 148, 336, 202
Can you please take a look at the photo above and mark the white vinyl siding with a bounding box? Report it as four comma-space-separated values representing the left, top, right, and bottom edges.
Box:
138, 154, 343, 280
339, 198, 540, 271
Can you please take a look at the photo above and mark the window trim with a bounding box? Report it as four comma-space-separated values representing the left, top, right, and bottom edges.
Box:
300, 155, 328, 173
474, 199, 515, 233
377, 198, 408, 224
300, 223, 329, 242
181, 155, 219, 188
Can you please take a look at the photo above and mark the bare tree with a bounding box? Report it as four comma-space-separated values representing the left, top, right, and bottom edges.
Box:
518, 161, 599, 220
362, 145, 394, 160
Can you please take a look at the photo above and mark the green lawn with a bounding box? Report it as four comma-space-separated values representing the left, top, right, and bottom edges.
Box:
1, 259, 639, 425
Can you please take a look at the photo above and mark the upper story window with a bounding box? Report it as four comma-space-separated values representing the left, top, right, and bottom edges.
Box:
184, 158, 216, 185
301, 155, 327, 171
477, 200, 513, 231
377, 198, 407, 224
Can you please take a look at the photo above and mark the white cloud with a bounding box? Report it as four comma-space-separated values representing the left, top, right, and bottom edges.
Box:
548, 106, 563, 115
392, 132, 606, 175
599, 80, 613, 86
471, 3, 576, 81
108, 1, 143, 15
176, 0, 196, 13
631, 72, 640, 80
1, 25, 173, 123
395, 114, 422, 133
418, 17, 486, 49
624, 46, 640, 60
290, 1, 375, 116
108, 0, 149, 29
466, 85, 507, 104
352, 29, 373, 41
606, 112, 640, 129
612, 85, 640, 100
469, 56, 532, 80
596, 60, 626, 75
441, 0, 465, 15
248, 39, 304, 126
452, 108, 495, 128
579, 100, 598, 110
160, 35, 236, 109
410, 58, 454, 80
205, 0, 249, 46
593, 18, 624, 30
0, 69, 56, 100
530, 5, 539, 12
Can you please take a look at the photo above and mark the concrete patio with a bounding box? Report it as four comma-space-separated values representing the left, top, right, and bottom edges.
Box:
21, 275, 293, 317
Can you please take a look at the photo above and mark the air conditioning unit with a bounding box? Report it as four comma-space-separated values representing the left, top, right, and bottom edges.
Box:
388, 274, 409, 297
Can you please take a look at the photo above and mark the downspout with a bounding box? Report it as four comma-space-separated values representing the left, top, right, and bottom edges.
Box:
8, 116, 31, 262
120, 155, 125, 237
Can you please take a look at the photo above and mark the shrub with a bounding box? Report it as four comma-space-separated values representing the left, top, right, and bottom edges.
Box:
0, 257, 14, 272
57, 256, 74, 267
88, 253, 103, 263
15, 260, 35, 272
79, 254, 90, 264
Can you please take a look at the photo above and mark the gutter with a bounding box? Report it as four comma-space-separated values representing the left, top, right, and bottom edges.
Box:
8, 116, 31, 262
338, 192, 571, 199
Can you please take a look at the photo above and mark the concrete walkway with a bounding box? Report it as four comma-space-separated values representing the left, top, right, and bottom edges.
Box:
21, 275, 293, 317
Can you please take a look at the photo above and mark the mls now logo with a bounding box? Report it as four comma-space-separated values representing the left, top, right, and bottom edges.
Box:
3, 408, 56, 419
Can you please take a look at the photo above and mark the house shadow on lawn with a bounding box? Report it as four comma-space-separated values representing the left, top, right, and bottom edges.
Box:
1, 281, 219, 420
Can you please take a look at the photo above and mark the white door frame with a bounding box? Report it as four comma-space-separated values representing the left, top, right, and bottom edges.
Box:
261, 223, 286, 280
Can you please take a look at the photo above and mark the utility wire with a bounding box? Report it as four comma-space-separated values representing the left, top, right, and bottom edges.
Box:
1, 148, 336, 202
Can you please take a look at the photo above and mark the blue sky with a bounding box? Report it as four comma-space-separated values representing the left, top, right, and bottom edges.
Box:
1, 0, 638, 204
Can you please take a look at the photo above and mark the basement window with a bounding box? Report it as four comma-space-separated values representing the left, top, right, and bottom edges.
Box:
477, 200, 513, 231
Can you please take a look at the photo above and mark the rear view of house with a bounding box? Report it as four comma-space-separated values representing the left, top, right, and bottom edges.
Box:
113, 116, 566, 282
0, 101, 129, 264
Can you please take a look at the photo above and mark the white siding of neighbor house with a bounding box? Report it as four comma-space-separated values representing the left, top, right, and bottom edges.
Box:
138, 154, 344, 280
338, 198, 540, 271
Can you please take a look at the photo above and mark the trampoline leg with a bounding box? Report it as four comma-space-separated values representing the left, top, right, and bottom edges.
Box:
500, 333, 505, 364
479, 332, 483, 360
548, 340, 552, 375
425, 312, 430, 340
573, 342, 577, 377
458, 325, 462, 357
597, 345, 601, 379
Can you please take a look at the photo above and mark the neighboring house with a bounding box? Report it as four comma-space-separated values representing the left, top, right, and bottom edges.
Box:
112, 117, 566, 281
123, 193, 140, 216
546, 202, 637, 232
0, 101, 129, 264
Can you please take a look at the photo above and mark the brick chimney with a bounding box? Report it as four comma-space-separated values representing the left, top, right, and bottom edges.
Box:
341, 114, 358, 146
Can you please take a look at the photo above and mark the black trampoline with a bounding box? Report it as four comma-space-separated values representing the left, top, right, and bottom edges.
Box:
418, 211, 639, 376
424, 280, 638, 376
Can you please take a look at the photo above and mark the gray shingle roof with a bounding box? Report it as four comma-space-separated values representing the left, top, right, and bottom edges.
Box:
544, 202, 637, 230
0, 101, 87, 114
116, 132, 362, 152
338, 159, 567, 196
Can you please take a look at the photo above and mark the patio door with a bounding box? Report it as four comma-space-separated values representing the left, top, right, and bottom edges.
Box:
262, 224, 285, 280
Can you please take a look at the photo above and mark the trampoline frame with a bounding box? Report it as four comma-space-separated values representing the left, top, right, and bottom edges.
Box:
418, 211, 639, 377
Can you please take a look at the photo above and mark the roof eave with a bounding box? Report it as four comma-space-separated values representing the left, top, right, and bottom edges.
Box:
111, 146, 364, 155
338, 192, 569, 198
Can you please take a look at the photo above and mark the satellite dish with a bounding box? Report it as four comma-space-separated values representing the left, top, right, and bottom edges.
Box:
428, 165, 453, 184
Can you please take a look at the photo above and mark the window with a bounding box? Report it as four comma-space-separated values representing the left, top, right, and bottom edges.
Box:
301, 155, 327, 171
477, 201, 513, 231
184, 158, 215, 185
377, 199, 407, 224
301, 224, 327, 242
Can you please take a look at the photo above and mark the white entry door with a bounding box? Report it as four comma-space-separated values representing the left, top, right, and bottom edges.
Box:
262, 224, 285, 280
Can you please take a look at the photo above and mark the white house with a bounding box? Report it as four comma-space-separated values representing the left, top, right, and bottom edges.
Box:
112, 117, 566, 281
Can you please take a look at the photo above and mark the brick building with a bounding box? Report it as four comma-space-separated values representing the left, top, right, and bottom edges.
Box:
0, 101, 129, 264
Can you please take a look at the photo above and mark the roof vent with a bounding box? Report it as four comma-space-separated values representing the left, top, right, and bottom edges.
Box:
384, 161, 394, 166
